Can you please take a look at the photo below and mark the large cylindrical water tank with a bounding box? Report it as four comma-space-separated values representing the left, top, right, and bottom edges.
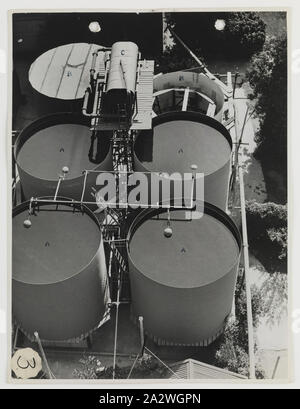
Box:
133, 111, 232, 211
14, 113, 112, 203
127, 203, 241, 346
153, 71, 224, 121
12, 199, 109, 341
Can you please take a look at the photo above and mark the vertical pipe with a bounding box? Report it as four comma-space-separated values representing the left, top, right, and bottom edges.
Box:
182, 88, 189, 111
112, 269, 121, 380
138, 316, 145, 357
233, 72, 239, 99
80, 170, 89, 203
238, 165, 256, 379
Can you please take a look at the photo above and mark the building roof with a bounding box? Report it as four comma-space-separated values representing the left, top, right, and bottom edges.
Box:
168, 358, 247, 380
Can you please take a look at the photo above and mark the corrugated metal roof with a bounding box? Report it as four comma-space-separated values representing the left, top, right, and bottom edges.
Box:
168, 358, 247, 380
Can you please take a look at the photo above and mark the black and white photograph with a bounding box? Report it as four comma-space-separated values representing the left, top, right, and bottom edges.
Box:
5, 6, 292, 386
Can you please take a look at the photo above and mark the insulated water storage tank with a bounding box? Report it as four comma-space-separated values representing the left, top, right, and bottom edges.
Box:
12, 198, 109, 341
133, 111, 232, 211
153, 71, 224, 121
106, 42, 139, 95
14, 113, 112, 203
127, 203, 241, 346
105, 42, 139, 118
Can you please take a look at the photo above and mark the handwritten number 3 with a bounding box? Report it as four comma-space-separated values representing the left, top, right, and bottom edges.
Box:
17, 356, 36, 370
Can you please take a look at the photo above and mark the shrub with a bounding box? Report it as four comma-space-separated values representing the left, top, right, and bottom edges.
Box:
73, 353, 167, 379
214, 270, 265, 378
246, 200, 287, 274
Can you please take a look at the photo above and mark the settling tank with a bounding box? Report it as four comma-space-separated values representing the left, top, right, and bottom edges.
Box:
12, 198, 109, 341
153, 71, 224, 121
127, 202, 241, 346
134, 111, 232, 211
14, 113, 112, 202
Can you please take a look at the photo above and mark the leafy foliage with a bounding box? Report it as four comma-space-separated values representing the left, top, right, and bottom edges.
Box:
214, 270, 265, 378
246, 200, 287, 274
215, 200, 287, 376
259, 272, 288, 325
73, 353, 167, 380
246, 35, 287, 200
225, 12, 266, 57
166, 12, 266, 60
215, 321, 251, 378
73, 355, 105, 379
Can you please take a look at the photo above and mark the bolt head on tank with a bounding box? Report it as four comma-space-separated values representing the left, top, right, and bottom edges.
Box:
164, 226, 173, 238
62, 166, 69, 174
23, 219, 32, 228
190, 164, 198, 171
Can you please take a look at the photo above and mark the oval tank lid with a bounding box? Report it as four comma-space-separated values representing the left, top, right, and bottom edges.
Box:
29, 43, 103, 100
12, 203, 101, 285
128, 207, 240, 289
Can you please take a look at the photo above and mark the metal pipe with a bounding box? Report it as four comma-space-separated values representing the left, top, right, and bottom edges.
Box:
92, 79, 101, 117
127, 353, 139, 379
271, 356, 280, 379
34, 331, 55, 379
138, 316, 145, 357
28, 197, 196, 211
238, 105, 250, 149
82, 89, 91, 116
80, 170, 88, 203
182, 87, 189, 111
53, 176, 63, 201
108, 247, 113, 278
112, 270, 122, 380
144, 346, 181, 379
167, 25, 206, 71
238, 164, 256, 379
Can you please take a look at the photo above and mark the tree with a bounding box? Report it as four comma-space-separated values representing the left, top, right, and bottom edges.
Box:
214, 270, 265, 378
246, 35, 287, 201
166, 12, 266, 60
246, 200, 287, 274
259, 272, 288, 326
225, 12, 266, 57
